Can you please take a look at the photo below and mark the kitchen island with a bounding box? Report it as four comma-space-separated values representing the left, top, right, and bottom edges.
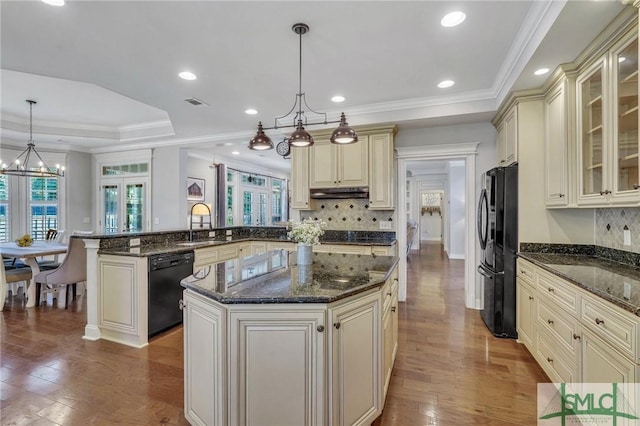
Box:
79, 227, 396, 348
181, 250, 399, 426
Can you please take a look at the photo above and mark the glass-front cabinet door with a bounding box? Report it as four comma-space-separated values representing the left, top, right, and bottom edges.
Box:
577, 57, 606, 204
101, 178, 147, 234
612, 34, 640, 202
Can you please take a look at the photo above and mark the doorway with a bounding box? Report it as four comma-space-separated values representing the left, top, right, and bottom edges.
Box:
396, 143, 479, 309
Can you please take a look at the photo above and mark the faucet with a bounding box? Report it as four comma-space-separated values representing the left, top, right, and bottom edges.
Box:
189, 202, 212, 241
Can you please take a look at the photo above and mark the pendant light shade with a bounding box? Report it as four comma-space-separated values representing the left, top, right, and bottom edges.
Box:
248, 122, 274, 150
330, 112, 358, 144
289, 120, 314, 147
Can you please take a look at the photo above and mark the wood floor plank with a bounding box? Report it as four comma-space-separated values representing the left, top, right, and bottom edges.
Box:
1, 241, 547, 425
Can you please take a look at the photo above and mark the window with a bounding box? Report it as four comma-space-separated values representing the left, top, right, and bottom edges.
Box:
29, 175, 59, 240
222, 168, 287, 226
0, 175, 7, 242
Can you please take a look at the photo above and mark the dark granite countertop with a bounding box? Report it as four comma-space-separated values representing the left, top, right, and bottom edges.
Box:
518, 252, 640, 316
181, 250, 399, 304
99, 235, 396, 257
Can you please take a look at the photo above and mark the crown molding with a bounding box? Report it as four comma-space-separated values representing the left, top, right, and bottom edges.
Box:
493, 0, 567, 107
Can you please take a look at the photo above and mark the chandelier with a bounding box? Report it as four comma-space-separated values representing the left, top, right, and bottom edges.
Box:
1, 100, 65, 178
248, 23, 358, 152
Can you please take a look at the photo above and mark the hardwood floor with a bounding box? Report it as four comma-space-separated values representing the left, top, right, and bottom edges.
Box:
1, 243, 547, 425
372, 241, 548, 426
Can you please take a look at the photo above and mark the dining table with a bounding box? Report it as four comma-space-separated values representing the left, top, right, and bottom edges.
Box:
1, 241, 68, 308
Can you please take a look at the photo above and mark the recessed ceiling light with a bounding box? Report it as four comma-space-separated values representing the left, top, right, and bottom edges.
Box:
178, 71, 197, 81
437, 80, 455, 88
331, 95, 345, 103
42, 0, 65, 6
534, 68, 549, 76
224, 142, 234, 146
245, 109, 258, 115
231, 151, 240, 155
619, 56, 627, 63
441, 11, 466, 27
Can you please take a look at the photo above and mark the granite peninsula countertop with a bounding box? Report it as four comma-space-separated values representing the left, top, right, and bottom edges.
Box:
518, 252, 640, 316
98, 234, 397, 257
181, 250, 399, 304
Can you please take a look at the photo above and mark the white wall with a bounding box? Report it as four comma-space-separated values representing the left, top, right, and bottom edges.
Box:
448, 163, 465, 259
65, 151, 93, 232
152, 146, 188, 231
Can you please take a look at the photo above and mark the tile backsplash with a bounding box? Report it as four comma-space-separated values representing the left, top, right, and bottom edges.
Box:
300, 199, 396, 231
596, 208, 640, 253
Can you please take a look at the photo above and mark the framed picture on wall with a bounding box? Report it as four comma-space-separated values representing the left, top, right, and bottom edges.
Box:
187, 177, 205, 201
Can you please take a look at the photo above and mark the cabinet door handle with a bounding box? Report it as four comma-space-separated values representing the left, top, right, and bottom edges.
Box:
317, 325, 325, 332
334, 322, 341, 329
387, 292, 392, 296
521, 270, 527, 276
546, 357, 553, 363
573, 334, 581, 340
595, 318, 605, 325
178, 299, 185, 310
528, 296, 534, 301
547, 319, 554, 325
391, 306, 396, 312
547, 287, 554, 293
599, 190, 611, 195
633, 184, 640, 190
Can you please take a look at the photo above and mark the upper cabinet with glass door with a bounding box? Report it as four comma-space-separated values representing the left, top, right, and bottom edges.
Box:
577, 26, 640, 206
612, 34, 639, 203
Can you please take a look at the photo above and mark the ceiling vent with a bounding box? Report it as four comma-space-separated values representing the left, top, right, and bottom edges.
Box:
184, 97, 209, 107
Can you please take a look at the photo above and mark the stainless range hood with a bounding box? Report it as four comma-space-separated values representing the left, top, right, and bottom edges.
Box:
310, 187, 369, 199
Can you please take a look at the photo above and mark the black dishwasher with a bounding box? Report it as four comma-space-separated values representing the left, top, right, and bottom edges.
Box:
148, 251, 194, 337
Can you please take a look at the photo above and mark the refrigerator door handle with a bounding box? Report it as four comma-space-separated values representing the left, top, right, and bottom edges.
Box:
477, 264, 503, 278
477, 188, 489, 250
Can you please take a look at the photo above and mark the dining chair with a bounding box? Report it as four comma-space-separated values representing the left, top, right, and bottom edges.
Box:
1, 261, 32, 311
34, 237, 87, 309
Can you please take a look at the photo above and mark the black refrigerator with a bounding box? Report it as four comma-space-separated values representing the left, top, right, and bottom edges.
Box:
477, 165, 518, 338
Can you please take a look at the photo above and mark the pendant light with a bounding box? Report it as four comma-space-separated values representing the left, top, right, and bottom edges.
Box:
248, 23, 358, 152
1, 100, 65, 178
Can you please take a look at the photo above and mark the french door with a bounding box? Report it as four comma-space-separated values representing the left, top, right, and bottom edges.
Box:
242, 189, 268, 226
101, 178, 148, 234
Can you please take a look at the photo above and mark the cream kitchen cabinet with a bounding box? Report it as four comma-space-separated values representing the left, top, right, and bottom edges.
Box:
382, 269, 399, 399
309, 138, 369, 188
228, 306, 326, 426
97, 254, 148, 348
544, 71, 576, 207
183, 290, 227, 426
516, 277, 536, 351
517, 258, 640, 385
290, 147, 315, 210
329, 291, 382, 426
368, 131, 396, 210
494, 103, 518, 166
577, 26, 640, 206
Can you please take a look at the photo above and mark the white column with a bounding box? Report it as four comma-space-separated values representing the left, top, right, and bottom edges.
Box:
83, 238, 101, 341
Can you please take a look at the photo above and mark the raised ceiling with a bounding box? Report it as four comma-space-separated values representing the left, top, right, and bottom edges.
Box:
0, 1, 628, 173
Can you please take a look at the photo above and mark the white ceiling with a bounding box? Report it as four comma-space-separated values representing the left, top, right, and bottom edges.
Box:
0, 0, 628, 173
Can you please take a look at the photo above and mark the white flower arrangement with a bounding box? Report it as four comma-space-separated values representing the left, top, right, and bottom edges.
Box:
287, 218, 327, 245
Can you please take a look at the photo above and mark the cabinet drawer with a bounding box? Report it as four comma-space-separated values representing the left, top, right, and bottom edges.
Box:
314, 244, 372, 255
268, 242, 295, 252
536, 269, 579, 316
537, 299, 579, 359
517, 259, 535, 285
581, 295, 638, 361
372, 246, 394, 256
218, 245, 240, 262
194, 247, 219, 268
536, 329, 579, 383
